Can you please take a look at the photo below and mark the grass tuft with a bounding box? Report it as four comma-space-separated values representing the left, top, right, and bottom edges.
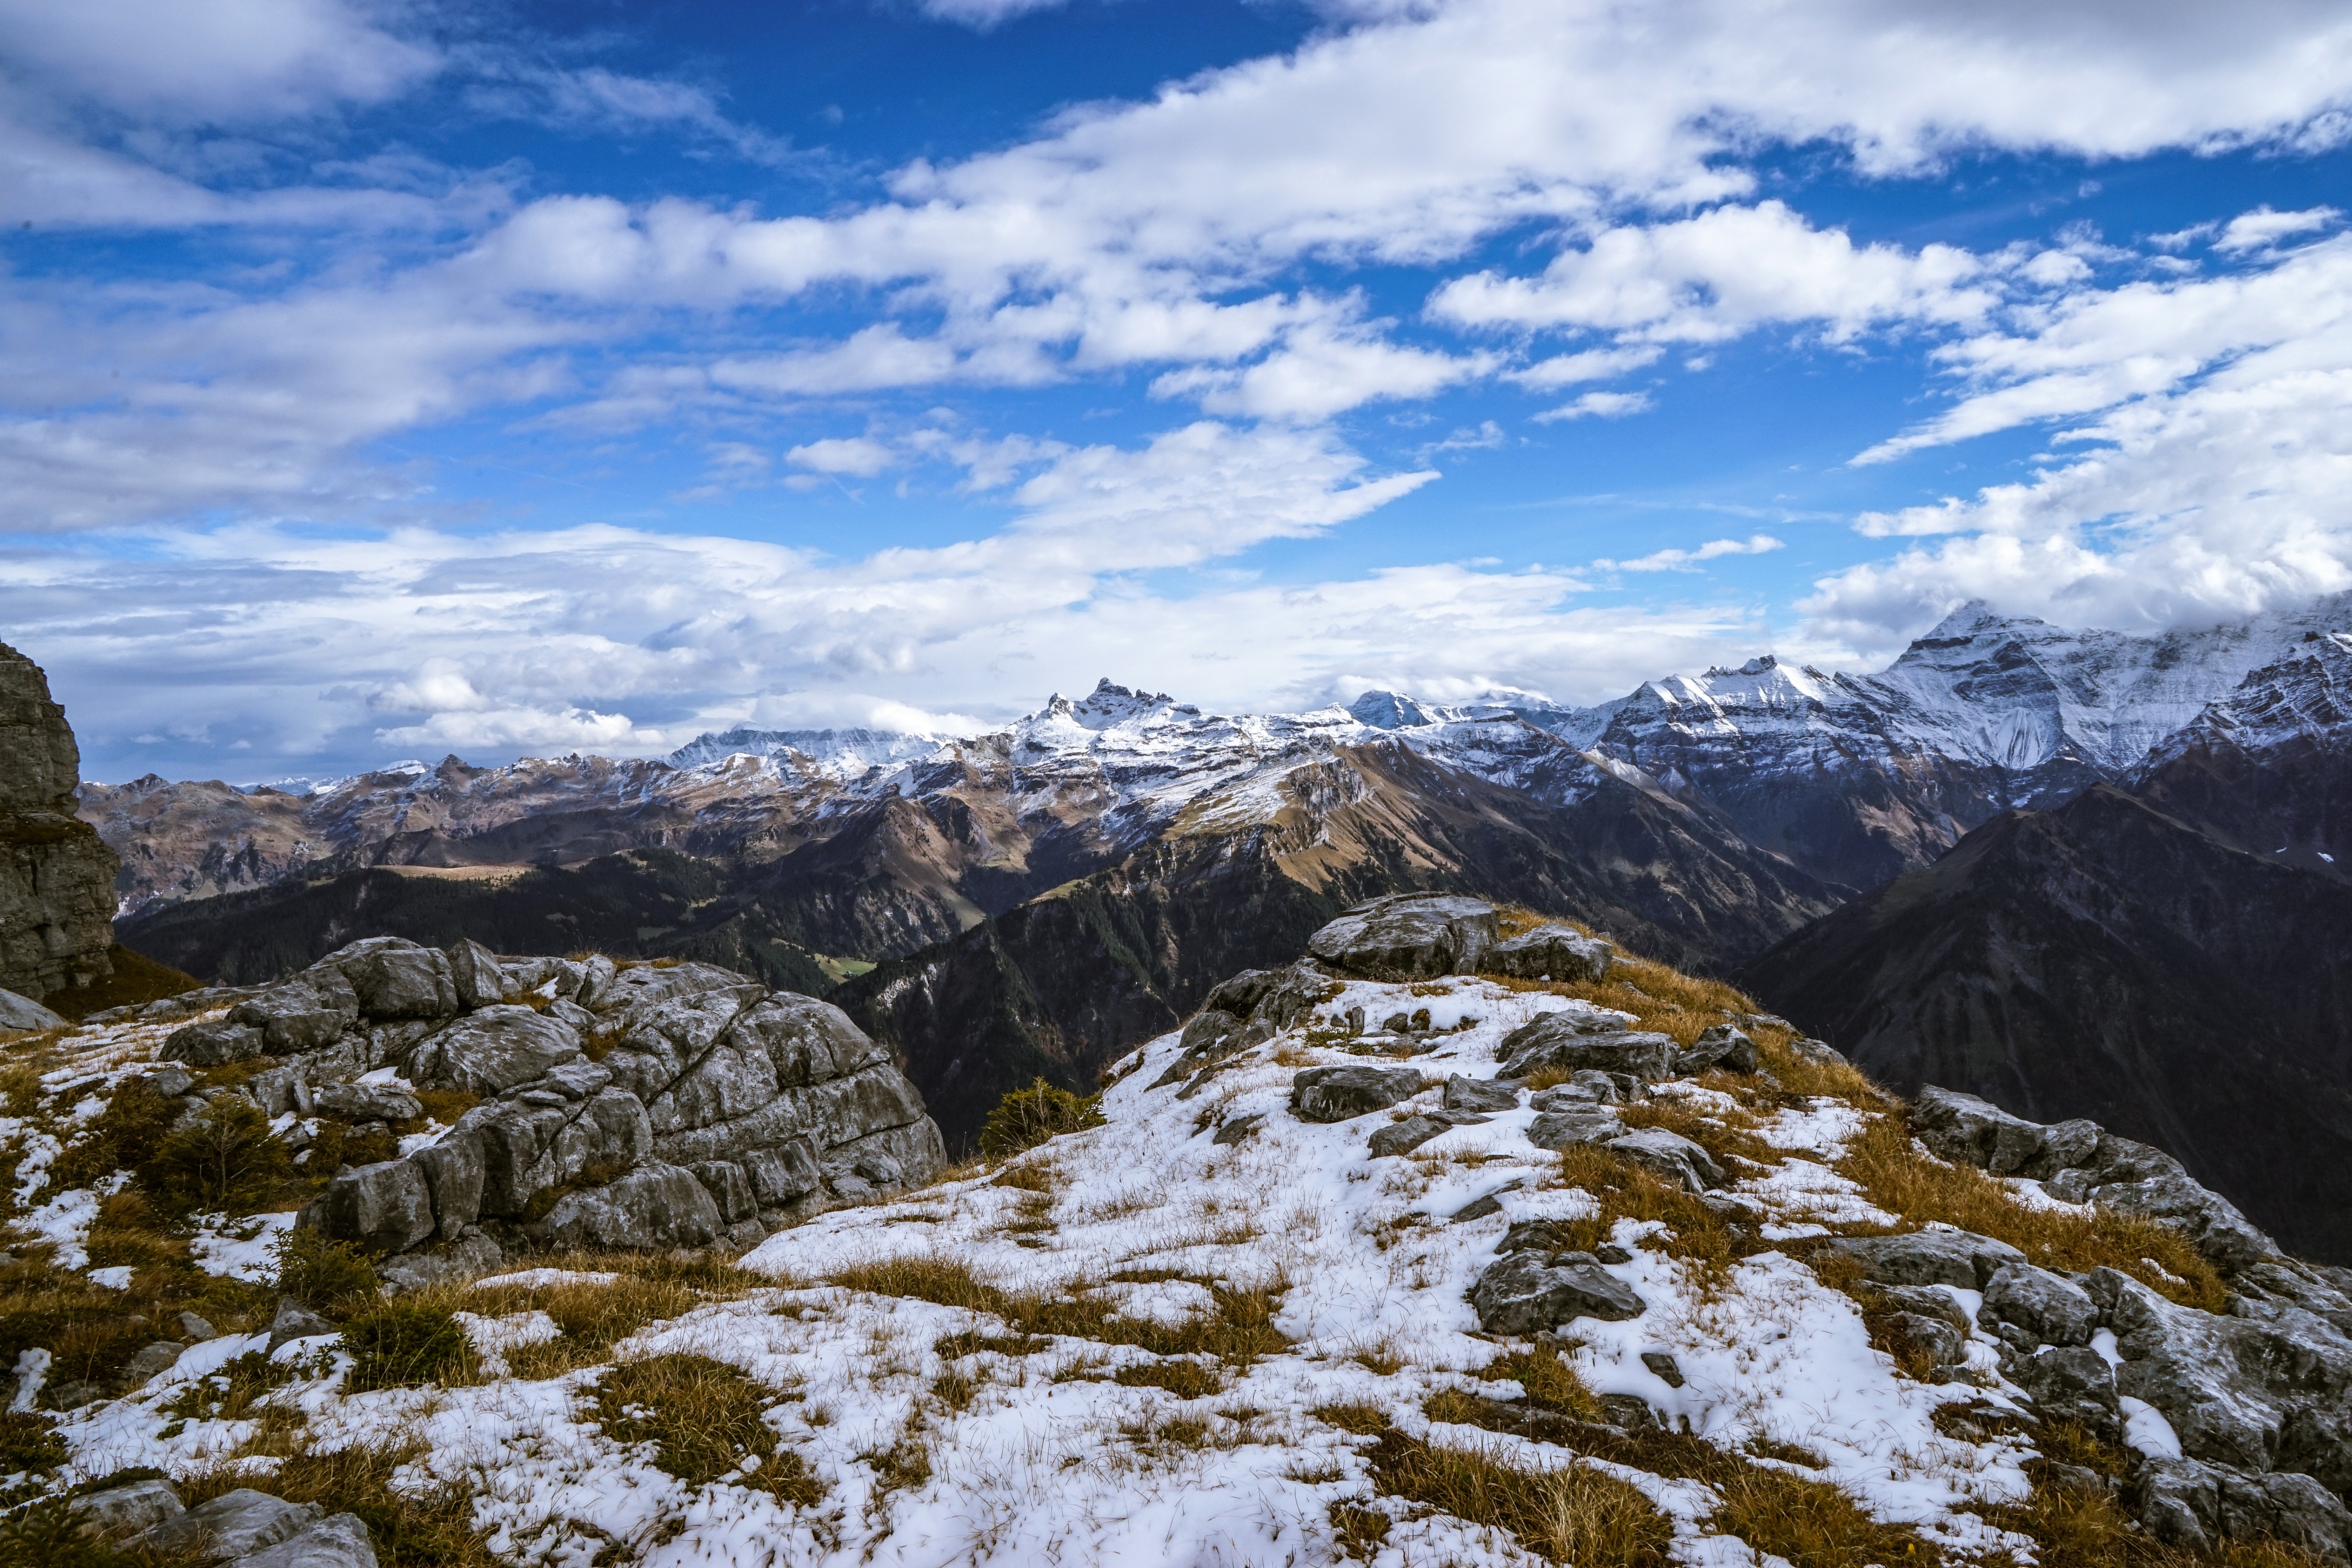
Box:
978, 1079, 1104, 1159
592, 1353, 820, 1506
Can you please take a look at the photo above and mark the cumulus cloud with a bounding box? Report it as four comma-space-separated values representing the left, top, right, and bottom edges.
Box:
1598, 534, 1784, 573
2216, 204, 2344, 254
1534, 390, 1651, 422
787, 437, 894, 476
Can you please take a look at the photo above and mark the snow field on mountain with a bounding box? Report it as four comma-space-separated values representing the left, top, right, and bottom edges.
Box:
32, 971, 2069, 1566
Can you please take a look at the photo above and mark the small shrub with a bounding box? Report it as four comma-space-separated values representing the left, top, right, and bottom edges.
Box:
592, 1354, 820, 1505
273, 1229, 380, 1319
342, 1303, 477, 1392
0, 1496, 127, 1568
146, 1099, 291, 1214
0, 1412, 65, 1475
978, 1078, 1105, 1159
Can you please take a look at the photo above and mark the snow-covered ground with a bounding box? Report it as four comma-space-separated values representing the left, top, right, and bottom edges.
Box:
34, 973, 2084, 1566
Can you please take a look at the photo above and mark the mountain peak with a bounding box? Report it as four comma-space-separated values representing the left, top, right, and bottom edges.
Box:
1349, 689, 1439, 729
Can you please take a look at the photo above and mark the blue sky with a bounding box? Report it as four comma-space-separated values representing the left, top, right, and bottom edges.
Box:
5, 0, 2352, 781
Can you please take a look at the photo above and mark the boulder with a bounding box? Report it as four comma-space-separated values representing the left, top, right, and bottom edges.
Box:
70, 1476, 185, 1539
1368, 1115, 1448, 1158
586, 961, 763, 1017
328, 941, 458, 1021
1980, 1262, 2097, 1347
1495, 1015, 1674, 1082
162, 1017, 266, 1066
408, 1007, 583, 1095
467, 1087, 654, 1218
2132, 1458, 2352, 1562
1828, 1231, 2029, 1290
1884, 1311, 1967, 1370
651, 1063, 931, 1169
176, 1310, 216, 1340
445, 939, 514, 1009
1211, 1114, 1264, 1147
742, 1139, 826, 1208
1442, 1076, 1519, 1113
375, 1232, 502, 1295
2083, 1266, 2352, 1492
1913, 1086, 2097, 1178
120, 1340, 185, 1389
1289, 1066, 1425, 1123
1673, 1024, 1758, 1076
2011, 1345, 2122, 1432
0, 988, 66, 1034
313, 1081, 423, 1124
1531, 1071, 1629, 1108
1484, 922, 1612, 982
690, 1159, 758, 1223
267, 1297, 336, 1352
1526, 1108, 1624, 1151
145, 1489, 322, 1559
642, 994, 887, 1136
1469, 1252, 1646, 1333
1200, 971, 1282, 1019
235, 1513, 380, 1568
410, 1130, 487, 1236
1306, 894, 1498, 980
303, 1159, 436, 1254
526, 1164, 726, 1250
1246, 965, 1337, 1031
1605, 1127, 1728, 1192
0, 639, 119, 999
230, 969, 360, 1055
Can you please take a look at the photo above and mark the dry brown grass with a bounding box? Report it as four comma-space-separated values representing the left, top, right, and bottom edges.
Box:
1113, 1359, 1222, 1398
826, 1254, 1291, 1370
1365, 1428, 1672, 1566
1474, 1348, 1606, 1422
592, 1353, 821, 1507
1708, 1465, 1938, 1567
1551, 1144, 1766, 1286
415, 1251, 767, 1378
179, 1439, 497, 1568
1832, 1113, 2227, 1311
1615, 1094, 1786, 1174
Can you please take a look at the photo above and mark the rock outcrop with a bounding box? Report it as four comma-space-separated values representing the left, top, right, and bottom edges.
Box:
148, 937, 947, 1278
0, 640, 118, 999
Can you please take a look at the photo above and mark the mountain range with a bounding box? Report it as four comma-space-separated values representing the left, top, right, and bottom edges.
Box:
78, 593, 2352, 1255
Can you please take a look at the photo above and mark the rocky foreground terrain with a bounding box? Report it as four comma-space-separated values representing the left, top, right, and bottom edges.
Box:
6, 895, 2349, 1566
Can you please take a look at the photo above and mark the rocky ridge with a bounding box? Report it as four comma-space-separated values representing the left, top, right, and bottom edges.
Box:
0, 639, 118, 1001
123, 936, 949, 1288
15, 893, 2352, 1566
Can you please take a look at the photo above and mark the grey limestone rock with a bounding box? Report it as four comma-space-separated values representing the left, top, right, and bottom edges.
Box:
0, 988, 66, 1034
526, 1162, 726, 1250
2084, 1266, 2352, 1493
1885, 1311, 1967, 1370
1605, 1127, 1728, 1192
1368, 1114, 1448, 1158
120, 1340, 185, 1389
1673, 1024, 1758, 1076
2132, 1457, 2352, 1562
1981, 1262, 2098, 1347
690, 1159, 758, 1223
163, 1017, 267, 1067
176, 1310, 217, 1341
2010, 1345, 2120, 1431
445, 939, 513, 1009
1289, 1065, 1424, 1122
1469, 1251, 1645, 1333
268, 1297, 337, 1352
326, 940, 459, 1021
409, 1007, 583, 1095
146, 1489, 322, 1559
1307, 893, 1498, 981
303, 1159, 436, 1255
1526, 1107, 1623, 1151
741, 1139, 825, 1208
1442, 1075, 1519, 1113
1211, 1113, 1264, 1146
71, 1476, 184, 1539
375, 1232, 502, 1294
313, 1081, 422, 1124
230, 969, 360, 1055
1484, 922, 1612, 982
235, 1512, 380, 1568
1829, 1230, 2028, 1290
0, 639, 118, 1000
1495, 1014, 1674, 1082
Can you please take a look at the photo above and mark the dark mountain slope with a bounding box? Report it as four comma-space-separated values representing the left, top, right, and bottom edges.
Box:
116, 848, 838, 997
1742, 784, 2352, 1262
847, 739, 1844, 1147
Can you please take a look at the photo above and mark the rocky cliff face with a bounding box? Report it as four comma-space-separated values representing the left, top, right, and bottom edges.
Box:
0, 640, 118, 999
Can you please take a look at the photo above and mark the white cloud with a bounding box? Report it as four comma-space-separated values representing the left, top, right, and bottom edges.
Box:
1534, 390, 1651, 422
1854, 227, 2352, 464
917, 0, 1071, 26
1512, 346, 1664, 389
788, 437, 894, 476
0, 0, 435, 122
1598, 534, 1784, 573
1431, 200, 1994, 345
2216, 204, 2344, 253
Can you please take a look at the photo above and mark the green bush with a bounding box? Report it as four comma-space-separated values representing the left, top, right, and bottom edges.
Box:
272, 1230, 380, 1320
977, 1078, 1105, 1159
146, 1098, 291, 1213
342, 1304, 477, 1393
0, 1414, 65, 1477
